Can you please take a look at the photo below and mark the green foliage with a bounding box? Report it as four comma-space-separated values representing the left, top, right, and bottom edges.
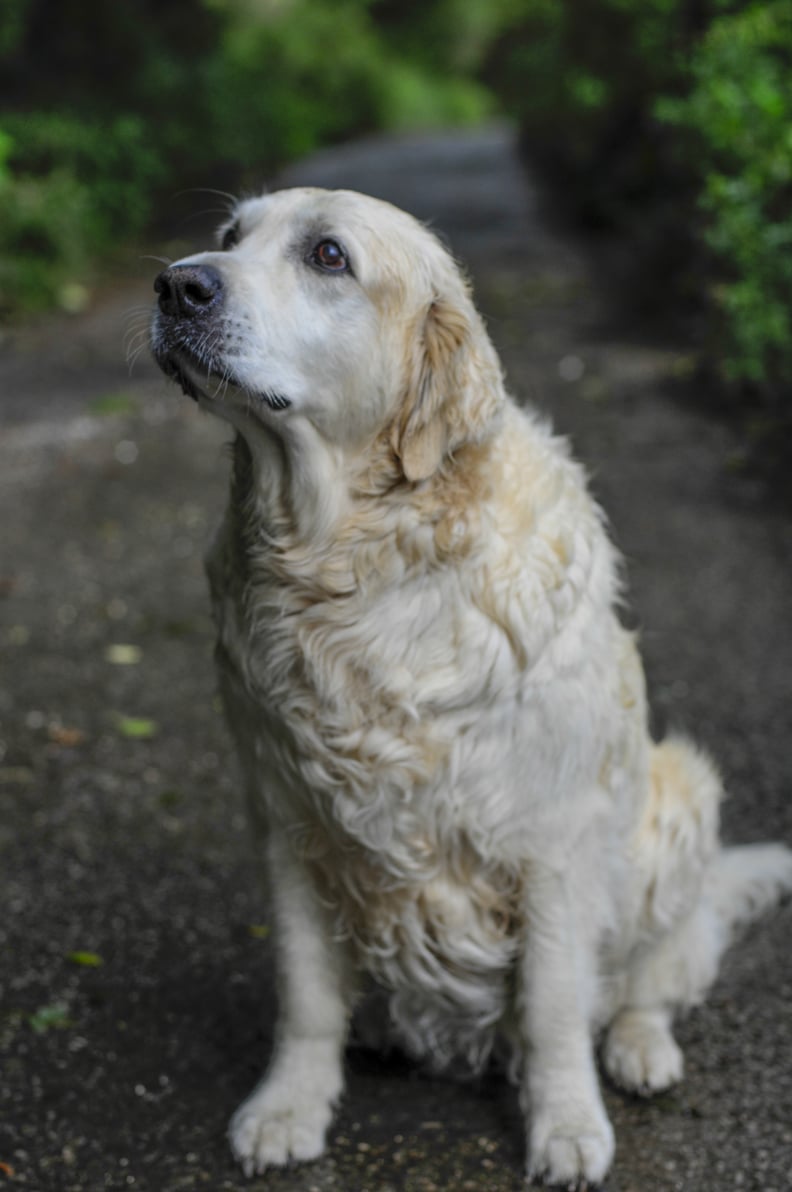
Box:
488, 0, 792, 391
0, 0, 498, 316
0, 112, 166, 310
658, 2, 792, 383
488, 0, 727, 201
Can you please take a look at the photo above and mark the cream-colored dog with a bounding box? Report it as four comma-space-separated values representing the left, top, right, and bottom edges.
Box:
150, 187, 792, 1187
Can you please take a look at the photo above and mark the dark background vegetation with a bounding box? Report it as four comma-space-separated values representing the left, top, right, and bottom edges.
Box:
2, 0, 791, 402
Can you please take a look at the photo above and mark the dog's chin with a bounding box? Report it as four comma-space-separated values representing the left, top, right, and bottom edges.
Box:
156, 350, 202, 402
154, 346, 291, 414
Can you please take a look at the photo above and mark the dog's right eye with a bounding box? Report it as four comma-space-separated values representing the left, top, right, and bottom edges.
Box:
221, 222, 240, 251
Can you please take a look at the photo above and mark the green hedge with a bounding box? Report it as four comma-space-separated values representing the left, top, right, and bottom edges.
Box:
0, 0, 499, 314
658, 2, 792, 385
489, 0, 792, 392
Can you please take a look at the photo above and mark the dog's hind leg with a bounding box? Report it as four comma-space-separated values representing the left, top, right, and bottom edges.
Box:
229, 826, 356, 1175
603, 738, 792, 1096
603, 905, 720, 1095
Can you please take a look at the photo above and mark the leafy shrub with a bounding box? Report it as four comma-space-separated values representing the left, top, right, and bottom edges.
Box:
0, 0, 498, 315
487, 0, 792, 392
658, 2, 792, 384
486, 1, 743, 219
0, 112, 166, 310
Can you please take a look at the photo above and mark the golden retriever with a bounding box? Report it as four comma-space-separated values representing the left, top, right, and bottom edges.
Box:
150, 187, 792, 1187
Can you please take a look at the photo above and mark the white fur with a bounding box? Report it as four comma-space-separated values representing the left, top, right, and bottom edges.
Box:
151, 187, 792, 1186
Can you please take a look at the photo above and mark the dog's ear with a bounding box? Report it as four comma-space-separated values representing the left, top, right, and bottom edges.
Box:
391, 295, 503, 483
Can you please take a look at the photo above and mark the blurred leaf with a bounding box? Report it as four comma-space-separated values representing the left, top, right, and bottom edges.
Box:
89, 393, 138, 417
115, 715, 158, 739
105, 643, 142, 665
47, 725, 87, 747
247, 924, 271, 940
67, 951, 103, 968
57, 281, 90, 312
28, 1002, 73, 1033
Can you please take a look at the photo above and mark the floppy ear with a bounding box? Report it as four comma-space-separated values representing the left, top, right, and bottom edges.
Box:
391, 295, 503, 483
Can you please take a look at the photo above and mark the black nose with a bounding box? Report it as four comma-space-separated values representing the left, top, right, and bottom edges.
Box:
154, 264, 224, 317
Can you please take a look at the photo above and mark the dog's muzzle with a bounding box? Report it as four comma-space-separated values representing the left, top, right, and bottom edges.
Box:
150, 264, 226, 401
150, 262, 292, 412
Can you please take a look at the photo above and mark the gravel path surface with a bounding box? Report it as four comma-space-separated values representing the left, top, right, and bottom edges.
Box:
1, 125, 790, 1191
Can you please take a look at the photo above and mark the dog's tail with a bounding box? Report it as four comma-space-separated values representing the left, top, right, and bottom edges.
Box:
625, 739, 792, 1014
705, 841, 792, 938
639, 737, 792, 938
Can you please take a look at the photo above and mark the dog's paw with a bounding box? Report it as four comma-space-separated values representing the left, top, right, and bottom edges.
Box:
229, 1086, 334, 1175
603, 1009, 684, 1096
528, 1103, 614, 1188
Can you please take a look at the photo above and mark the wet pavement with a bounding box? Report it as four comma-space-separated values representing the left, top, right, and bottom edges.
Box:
1, 125, 791, 1191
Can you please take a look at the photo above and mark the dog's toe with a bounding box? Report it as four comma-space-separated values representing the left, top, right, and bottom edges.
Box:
603, 1008, 684, 1095
528, 1104, 614, 1188
229, 1094, 332, 1173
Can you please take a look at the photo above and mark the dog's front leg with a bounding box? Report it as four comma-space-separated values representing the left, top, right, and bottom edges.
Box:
229, 827, 354, 1176
520, 863, 614, 1188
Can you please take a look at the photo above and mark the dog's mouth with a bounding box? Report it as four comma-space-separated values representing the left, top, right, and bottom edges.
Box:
151, 325, 291, 414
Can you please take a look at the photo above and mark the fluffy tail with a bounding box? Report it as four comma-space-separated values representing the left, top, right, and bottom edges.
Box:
625, 740, 792, 1015
705, 842, 792, 938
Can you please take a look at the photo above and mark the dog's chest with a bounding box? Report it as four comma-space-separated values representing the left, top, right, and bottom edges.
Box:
209, 540, 525, 1030
211, 539, 510, 822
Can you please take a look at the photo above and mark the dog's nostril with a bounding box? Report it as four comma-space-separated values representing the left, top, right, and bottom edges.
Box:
155, 264, 224, 317
154, 272, 173, 309
185, 281, 213, 306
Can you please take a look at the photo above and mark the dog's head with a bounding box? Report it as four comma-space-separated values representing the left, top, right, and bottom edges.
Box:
151, 187, 504, 483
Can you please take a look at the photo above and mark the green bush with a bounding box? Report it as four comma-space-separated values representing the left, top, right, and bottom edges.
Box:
0, 0, 498, 316
487, 1, 734, 216
658, 2, 792, 384
0, 112, 166, 310
487, 0, 792, 392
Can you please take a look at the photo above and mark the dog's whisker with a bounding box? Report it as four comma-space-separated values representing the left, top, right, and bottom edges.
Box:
123, 333, 147, 360
126, 340, 152, 373
123, 318, 149, 342
185, 207, 238, 226
139, 254, 173, 268
175, 186, 239, 208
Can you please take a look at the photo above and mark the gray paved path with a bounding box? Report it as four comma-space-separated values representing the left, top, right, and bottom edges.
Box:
1, 126, 791, 1191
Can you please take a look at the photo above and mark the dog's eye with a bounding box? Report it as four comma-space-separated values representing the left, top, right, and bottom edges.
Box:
221, 222, 240, 251
311, 239, 349, 273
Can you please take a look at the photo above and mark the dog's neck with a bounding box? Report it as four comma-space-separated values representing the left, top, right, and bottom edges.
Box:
230, 419, 355, 548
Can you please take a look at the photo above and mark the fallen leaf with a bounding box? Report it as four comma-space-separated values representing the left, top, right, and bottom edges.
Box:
89, 392, 137, 417
115, 716, 157, 739
67, 951, 103, 968
28, 1002, 73, 1034
48, 725, 86, 748
0, 1159, 15, 1177
105, 644, 142, 665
